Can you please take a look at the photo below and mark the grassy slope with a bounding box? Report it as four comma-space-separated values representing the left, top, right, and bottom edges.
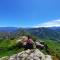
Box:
0, 40, 24, 57
44, 40, 60, 59
0, 39, 60, 60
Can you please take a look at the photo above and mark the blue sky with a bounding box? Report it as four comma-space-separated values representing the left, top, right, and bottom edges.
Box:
0, 0, 60, 27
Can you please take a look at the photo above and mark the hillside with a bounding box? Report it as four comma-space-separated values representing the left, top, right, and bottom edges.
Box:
0, 27, 60, 41
0, 27, 60, 60
0, 38, 60, 60
15, 27, 60, 41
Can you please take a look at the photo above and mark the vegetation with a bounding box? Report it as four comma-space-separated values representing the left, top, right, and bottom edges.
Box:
0, 38, 60, 59
0, 27, 60, 60
44, 40, 60, 59
0, 39, 24, 57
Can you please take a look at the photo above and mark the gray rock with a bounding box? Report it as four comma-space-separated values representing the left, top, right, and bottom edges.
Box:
0, 49, 52, 60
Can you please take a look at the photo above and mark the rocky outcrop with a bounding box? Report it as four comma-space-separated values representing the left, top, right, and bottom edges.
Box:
0, 49, 52, 60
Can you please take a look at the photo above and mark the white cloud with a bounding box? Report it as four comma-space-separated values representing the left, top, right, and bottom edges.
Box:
34, 19, 60, 27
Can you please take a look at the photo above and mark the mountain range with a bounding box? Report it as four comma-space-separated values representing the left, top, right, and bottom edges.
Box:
20, 27, 60, 41
0, 27, 18, 32
0, 27, 60, 41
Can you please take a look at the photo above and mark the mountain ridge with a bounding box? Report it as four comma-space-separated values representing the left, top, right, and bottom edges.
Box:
0, 27, 60, 41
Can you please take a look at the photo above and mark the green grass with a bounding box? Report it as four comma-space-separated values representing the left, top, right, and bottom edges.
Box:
44, 40, 60, 58
0, 39, 60, 59
0, 39, 24, 57
0, 48, 24, 58
0, 40, 16, 48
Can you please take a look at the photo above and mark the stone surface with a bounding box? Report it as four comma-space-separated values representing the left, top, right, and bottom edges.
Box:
0, 49, 52, 60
